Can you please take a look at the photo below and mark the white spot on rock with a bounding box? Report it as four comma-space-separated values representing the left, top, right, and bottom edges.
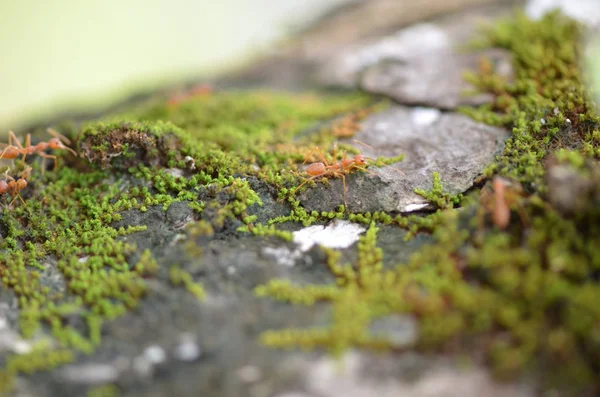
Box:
236, 365, 263, 383
411, 107, 441, 126
13, 340, 32, 354
262, 246, 304, 267
59, 363, 120, 384
174, 334, 201, 362
304, 351, 534, 397
133, 356, 153, 378
164, 168, 185, 178
292, 220, 366, 252
401, 203, 430, 212
144, 345, 166, 364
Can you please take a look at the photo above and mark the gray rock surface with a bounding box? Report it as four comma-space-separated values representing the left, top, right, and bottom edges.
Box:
216, 1, 516, 92
299, 105, 509, 213
317, 8, 513, 108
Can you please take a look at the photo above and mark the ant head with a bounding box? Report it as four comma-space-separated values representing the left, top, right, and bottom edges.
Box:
353, 154, 367, 166
48, 137, 78, 156
16, 179, 27, 190
48, 137, 65, 149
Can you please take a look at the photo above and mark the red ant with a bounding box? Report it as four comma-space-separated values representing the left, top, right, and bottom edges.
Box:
293, 140, 404, 208
0, 166, 31, 206
0, 128, 77, 173
167, 84, 213, 107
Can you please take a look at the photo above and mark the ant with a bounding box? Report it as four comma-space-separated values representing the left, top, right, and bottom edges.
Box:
167, 84, 213, 107
0, 128, 77, 173
0, 166, 31, 206
293, 140, 404, 208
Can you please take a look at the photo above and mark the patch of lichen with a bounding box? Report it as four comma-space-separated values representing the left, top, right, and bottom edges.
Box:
255, 12, 600, 394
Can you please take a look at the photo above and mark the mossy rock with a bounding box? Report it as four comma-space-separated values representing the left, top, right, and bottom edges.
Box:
0, 7, 599, 397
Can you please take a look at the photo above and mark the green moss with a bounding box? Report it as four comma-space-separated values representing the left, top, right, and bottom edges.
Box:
86, 384, 119, 397
6, 347, 74, 375
257, 223, 402, 355
169, 265, 205, 301
254, 11, 600, 394
461, 11, 599, 189
414, 171, 463, 209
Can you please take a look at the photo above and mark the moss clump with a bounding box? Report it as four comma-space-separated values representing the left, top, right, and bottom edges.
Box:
414, 171, 463, 209
79, 120, 185, 170
5, 346, 74, 375
255, 11, 600, 394
169, 265, 206, 301
461, 11, 599, 190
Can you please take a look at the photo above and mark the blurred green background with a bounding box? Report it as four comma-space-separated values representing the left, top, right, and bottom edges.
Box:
2, 0, 599, 132
0, 0, 349, 131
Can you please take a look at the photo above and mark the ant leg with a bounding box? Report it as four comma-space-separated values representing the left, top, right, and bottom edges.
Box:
9, 193, 26, 207
39, 153, 57, 174
302, 147, 319, 165
0, 146, 11, 160
294, 174, 324, 194
341, 173, 348, 210
21, 133, 31, 163
514, 205, 530, 229
303, 146, 331, 167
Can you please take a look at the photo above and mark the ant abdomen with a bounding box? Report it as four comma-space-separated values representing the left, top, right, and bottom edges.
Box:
305, 162, 326, 176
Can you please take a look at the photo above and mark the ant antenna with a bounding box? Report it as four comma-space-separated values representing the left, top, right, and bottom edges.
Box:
353, 139, 376, 152
47, 128, 72, 145
353, 139, 405, 176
